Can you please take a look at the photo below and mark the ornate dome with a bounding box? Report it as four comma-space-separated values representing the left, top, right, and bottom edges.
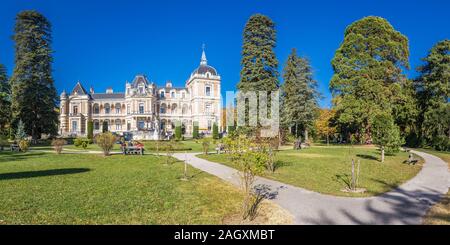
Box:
191, 48, 218, 76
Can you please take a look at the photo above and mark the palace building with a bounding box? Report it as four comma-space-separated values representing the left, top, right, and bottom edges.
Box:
59, 49, 221, 139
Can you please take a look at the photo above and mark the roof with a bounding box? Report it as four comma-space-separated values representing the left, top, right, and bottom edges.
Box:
192, 65, 218, 76
71, 82, 88, 96
91, 93, 125, 100
131, 75, 150, 88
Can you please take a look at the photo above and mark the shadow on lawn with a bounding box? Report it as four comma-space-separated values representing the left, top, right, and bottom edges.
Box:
356, 154, 379, 161
303, 179, 444, 224
0, 168, 90, 180
0, 152, 47, 162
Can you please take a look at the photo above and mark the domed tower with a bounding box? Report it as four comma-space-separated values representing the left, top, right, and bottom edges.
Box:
59, 90, 69, 135
186, 45, 221, 134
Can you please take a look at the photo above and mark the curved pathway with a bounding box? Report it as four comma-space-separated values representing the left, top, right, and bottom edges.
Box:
173, 150, 449, 225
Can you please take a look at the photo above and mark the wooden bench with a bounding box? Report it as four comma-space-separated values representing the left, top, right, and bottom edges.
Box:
122, 146, 144, 155
10, 144, 20, 152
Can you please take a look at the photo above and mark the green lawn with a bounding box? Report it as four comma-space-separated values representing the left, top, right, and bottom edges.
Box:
0, 151, 244, 224
199, 146, 423, 197
31, 139, 215, 153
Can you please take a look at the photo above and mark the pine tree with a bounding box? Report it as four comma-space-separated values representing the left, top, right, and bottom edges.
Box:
281, 48, 320, 141
10, 11, 59, 140
15, 119, 27, 140
238, 14, 279, 128
415, 40, 450, 147
330, 16, 410, 143
0, 64, 11, 135
212, 123, 219, 139
87, 120, 94, 140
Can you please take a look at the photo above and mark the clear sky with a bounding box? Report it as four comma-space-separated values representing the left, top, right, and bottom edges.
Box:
1, 0, 449, 108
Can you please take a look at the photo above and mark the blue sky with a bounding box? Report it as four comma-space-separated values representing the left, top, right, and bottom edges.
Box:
1, 0, 449, 108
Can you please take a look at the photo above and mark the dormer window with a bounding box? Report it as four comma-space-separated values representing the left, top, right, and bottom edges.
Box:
205, 86, 211, 96
73, 106, 78, 115
171, 92, 175, 98
160, 91, 165, 98
139, 86, 144, 94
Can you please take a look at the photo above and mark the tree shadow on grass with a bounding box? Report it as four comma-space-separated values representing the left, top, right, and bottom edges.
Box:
356, 154, 379, 161
0, 168, 90, 181
0, 152, 47, 162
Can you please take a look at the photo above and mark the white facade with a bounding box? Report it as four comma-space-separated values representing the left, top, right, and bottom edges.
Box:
59, 50, 221, 139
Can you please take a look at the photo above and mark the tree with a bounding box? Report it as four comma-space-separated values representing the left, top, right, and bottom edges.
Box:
372, 113, 404, 163
15, 119, 27, 140
315, 108, 337, 145
192, 122, 199, 139
227, 135, 266, 221
0, 64, 11, 135
415, 40, 450, 148
102, 121, 108, 133
87, 120, 94, 140
238, 14, 279, 127
281, 48, 320, 142
175, 124, 182, 141
10, 11, 59, 140
330, 16, 410, 143
212, 123, 219, 139
96, 132, 116, 156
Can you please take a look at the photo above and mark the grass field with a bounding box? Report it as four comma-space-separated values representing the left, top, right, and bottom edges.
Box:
199, 146, 423, 197
32, 139, 216, 153
0, 151, 247, 224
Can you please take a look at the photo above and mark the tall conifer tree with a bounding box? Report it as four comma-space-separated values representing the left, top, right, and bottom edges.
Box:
415, 40, 450, 146
10, 11, 59, 140
281, 49, 320, 141
0, 64, 11, 134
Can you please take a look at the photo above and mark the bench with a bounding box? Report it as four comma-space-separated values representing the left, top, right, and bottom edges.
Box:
10, 144, 20, 152
122, 146, 144, 155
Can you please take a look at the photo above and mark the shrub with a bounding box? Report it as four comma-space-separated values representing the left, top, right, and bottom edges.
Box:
18, 140, 29, 152
96, 132, 117, 156
175, 125, 182, 141
201, 137, 211, 155
87, 120, 94, 140
192, 122, 199, 139
213, 123, 219, 139
81, 141, 88, 149
74, 138, 83, 147
432, 135, 450, 151
51, 139, 67, 154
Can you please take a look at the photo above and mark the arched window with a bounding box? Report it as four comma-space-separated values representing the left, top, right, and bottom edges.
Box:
115, 119, 122, 130
182, 104, 188, 115
171, 104, 177, 114
94, 120, 100, 130
73, 105, 78, 115
93, 104, 100, 114
104, 103, 110, 114
115, 103, 121, 114
160, 103, 166, 114
160, 91, 165, 98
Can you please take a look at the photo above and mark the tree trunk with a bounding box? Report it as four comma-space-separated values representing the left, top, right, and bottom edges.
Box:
351, 159, 355, 190
381, 146, 385, 163
326, 133, 329, 146
304, 128, 309, 142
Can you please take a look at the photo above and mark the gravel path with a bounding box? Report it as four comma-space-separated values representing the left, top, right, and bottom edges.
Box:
173, 150, 449, 225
